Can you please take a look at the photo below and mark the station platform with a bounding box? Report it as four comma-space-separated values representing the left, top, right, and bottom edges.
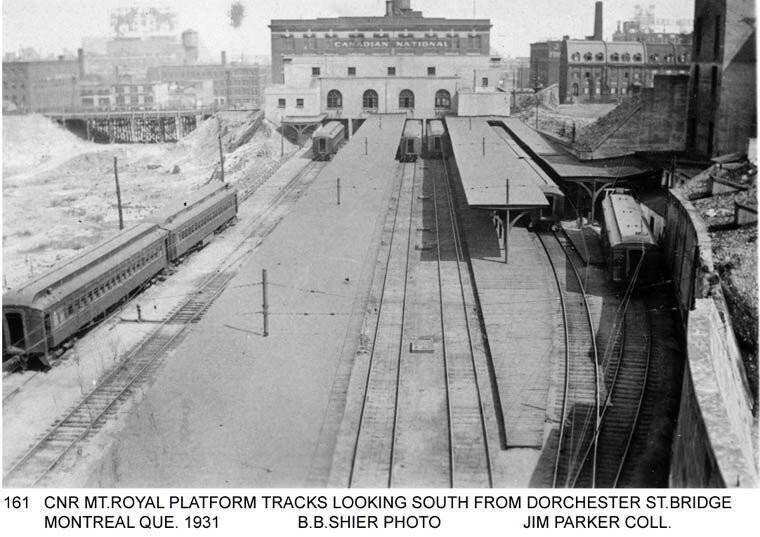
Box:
447, 163, 560, 486
560, 221, 605, 265
90, 114, 409, 486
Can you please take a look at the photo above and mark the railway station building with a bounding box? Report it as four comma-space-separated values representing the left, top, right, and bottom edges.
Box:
264, 0, 510, 136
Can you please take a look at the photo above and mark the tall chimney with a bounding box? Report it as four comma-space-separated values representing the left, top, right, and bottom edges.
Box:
221, 50, 227, 66
386, 1, 393, 16
77, 48, 85, 78
593, 1, 603, 40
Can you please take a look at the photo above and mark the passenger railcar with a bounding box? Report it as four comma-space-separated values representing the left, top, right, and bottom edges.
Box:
144, 183, 238, 261
3, 223, 168, 358
312, 121, 345, 161
425, 119, 447, 158
3, 183, 239, 363
600, 188, 660, 285
398, 119, 423, 162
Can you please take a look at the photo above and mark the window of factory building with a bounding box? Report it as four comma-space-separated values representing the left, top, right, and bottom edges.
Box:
610, 53, 620, 62
665, 54, 674, 63
649, 54, 659, 62
572, 83, 579, 96
399, 90, 415, 109
296, 98, 304, 108
622, 53, 631, 62
595, 53, 604, 61
435, 89, 451, 109
312, 67, 321, 76
388, 67, 396, 76
584, 52, 593, 61
633, 53, 643, 62
428, 67, 436, 76
347, 67, 356, 76
571, 52, 581, 62
327, 90, 343, 109
278, 98, 286, 108
363, 89, 378, 109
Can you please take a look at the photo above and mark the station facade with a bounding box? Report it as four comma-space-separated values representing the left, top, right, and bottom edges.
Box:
265, 0, 508, 130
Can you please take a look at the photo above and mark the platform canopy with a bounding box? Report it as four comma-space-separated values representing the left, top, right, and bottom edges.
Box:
498, 117, 655, 182
447, 117, 549, 210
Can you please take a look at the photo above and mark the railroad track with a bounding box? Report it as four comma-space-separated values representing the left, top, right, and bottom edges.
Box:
3, 160, 327, 487
536, 230, 600, 488
345, 157, 493, 488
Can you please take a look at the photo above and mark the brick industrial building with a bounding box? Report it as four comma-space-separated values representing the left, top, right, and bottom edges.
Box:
530, 2, 692, 103
687, 0, 757, 156
2, 52, 84, 113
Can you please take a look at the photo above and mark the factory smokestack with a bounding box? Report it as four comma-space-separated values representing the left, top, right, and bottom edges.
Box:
593, 1, 603, 40
386, 1, 393, 16
221, 50, 227, 66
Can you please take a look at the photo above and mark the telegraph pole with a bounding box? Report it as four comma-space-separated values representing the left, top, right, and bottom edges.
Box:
218, 133, 225, 183
337, 177, 341, 205
113, 157, 124, 230
504, 178, 510, 264
262, 269, 269, 337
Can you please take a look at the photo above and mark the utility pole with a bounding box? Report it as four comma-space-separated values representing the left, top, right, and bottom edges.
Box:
281, 127, 284, 157
218, 132, 225, 183
504, 178, 510, 264
262, 269, 269, 337
482, 137, 486, 156
365, 137, 368, 155
113, 156, 124, 230
337, 177, 341, 205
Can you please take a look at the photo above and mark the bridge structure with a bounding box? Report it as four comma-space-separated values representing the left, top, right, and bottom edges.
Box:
43, 107, 239, 143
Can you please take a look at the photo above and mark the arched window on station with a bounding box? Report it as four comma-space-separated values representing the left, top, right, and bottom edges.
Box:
633, 53, 643, 62
621, 53, 631, 62
595, 52, 605, 61
327, 89, 342, 109
610, 53, 620, 62
434, 89, 451, 109
571, 52, 581, 62
363, 89, 378, 109
584, 52, 593, 61
399, 89, 415, 109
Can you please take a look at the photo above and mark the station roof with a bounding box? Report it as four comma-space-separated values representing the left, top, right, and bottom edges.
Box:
446, 117, 549, 210
497, 117, 656, 183
282, 113, 327, 125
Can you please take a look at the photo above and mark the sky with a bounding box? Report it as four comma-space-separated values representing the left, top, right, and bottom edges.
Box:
2, 0, 695, 60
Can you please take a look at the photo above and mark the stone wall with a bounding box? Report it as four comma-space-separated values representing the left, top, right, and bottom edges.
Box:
665, 190, 758, 487
571, 75, 689, 160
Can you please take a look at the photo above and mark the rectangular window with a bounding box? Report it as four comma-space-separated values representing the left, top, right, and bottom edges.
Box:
296, 98, 304, 108
482, 77, 489, 87
428, 67, 436, 76
278, 98, 286, 108
387, 67, 396, 76
312, 67, 320, 76
348, 67, 356, 76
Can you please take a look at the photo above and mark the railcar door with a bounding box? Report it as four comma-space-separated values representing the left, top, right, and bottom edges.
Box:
319, 138, 326, 153
4, 310, 26, 350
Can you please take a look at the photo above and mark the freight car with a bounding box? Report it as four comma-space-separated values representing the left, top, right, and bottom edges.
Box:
600, 188, 660, 285
425, 119, 447, 158
398, 119, 423, 162
3, 183, 239, 363
312, 121, 345, 161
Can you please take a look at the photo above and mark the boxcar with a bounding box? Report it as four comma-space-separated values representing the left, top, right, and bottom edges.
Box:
145, 183, 238, 262
426, 119, 447, 158
312, 121, 345, 161
398, 119, 423, 162
3, 223, 168, 358
600, 188, 660, 285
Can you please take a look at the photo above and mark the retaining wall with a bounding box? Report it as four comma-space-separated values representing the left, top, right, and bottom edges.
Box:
665, 189, 757, 487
